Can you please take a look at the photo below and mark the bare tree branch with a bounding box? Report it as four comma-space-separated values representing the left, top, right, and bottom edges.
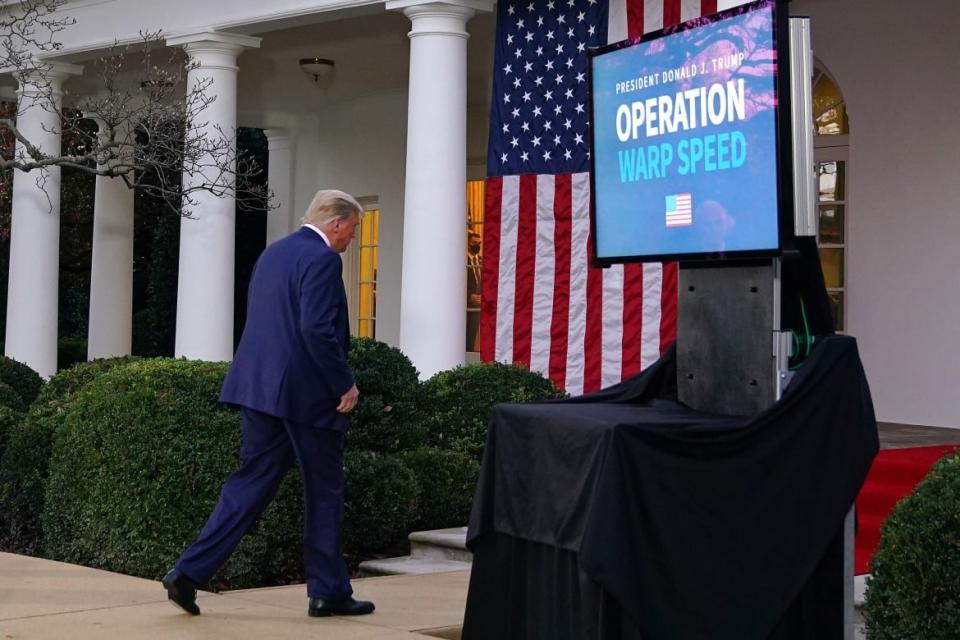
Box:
0, 4, 271, 216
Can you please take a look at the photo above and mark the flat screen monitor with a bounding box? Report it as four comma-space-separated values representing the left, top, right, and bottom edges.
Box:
588, 0, 793, 265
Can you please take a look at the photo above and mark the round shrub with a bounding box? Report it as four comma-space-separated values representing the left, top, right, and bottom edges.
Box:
0, 356, 43, 407
423, 362, 566, 461
863, 451, 960, 639
0, 405, 21, 460
40, 358, 304, 588
401, 447, 480, 531
343, 450, 417, 557
0, 381, 26, 413
346, 337, 426, 453
0, 357, 141, 554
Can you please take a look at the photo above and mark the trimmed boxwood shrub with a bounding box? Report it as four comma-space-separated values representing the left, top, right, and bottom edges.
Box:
40, 358, 304, 588
0, 381, 26, 413
0, 357, 141, 553
346, 337, 426, 453
0, 406, 21, 460
422, 362, 566, 460
343, 450, 418, 557
401, 447, 479, 531
0, 356, 43, 407
863, 450, 960, 639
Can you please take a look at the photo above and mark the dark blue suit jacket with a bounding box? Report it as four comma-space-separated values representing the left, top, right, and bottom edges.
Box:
221, 227, 354, 427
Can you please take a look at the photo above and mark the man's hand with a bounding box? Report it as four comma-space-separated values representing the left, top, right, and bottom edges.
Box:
337, 384, 359, 414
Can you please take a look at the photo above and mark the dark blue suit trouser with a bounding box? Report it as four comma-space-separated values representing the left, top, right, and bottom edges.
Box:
175, 407, 352, 600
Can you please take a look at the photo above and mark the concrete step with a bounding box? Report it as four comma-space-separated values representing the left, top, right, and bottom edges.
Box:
358, 527, 472, 577
410, 527, 472, 563
357, 555, 471, 577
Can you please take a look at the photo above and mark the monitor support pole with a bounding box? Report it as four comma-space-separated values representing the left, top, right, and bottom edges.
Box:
676, 16, 854, 638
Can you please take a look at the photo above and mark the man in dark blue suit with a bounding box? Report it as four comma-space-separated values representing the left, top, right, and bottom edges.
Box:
163, 190, 374, 618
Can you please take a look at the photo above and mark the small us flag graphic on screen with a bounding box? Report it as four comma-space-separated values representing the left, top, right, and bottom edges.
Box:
665, 193, 693, 227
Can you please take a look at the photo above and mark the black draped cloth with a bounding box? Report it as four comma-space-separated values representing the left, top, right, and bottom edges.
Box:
463, 335, 878, 640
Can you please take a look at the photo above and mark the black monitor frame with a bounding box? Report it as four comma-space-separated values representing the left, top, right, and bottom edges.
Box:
587, 0, 794, 267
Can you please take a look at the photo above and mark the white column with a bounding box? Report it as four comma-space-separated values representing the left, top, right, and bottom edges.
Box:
388, 0, 491, 379
264, 129, 294, 244
4, 62, 83, 378
87, 121, 135, 359
166, 31, 260, 362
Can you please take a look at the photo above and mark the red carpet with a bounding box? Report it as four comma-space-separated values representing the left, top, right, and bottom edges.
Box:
855, 445, 958, 575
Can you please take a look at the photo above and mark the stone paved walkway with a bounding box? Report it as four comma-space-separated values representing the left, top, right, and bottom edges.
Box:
0, 552, 467, 639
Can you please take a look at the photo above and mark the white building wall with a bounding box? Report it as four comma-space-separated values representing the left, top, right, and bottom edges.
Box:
11, 0, 956, 427
308, 91, 409, 349
795, 0, 960, 428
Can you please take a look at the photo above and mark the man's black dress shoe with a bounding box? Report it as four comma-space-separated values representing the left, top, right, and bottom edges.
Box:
162, 568, 200, 615
308, 596, 375, 617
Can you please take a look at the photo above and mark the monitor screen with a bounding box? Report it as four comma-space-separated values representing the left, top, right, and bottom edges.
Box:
588, 0, 791, 264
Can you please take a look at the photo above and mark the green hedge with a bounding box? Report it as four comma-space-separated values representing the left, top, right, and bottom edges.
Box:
402, 447, 479, 531
38, 357, 423, 587
0, 357, 139, 553
0, 406, 21, 461
0, 382, 25, 413
423, 362, 566, 461
343, 450, 418, 557
0, 356, 43, 407
40, 359, 303, 587
863, 451, 960, 639
346, 337, 426, 453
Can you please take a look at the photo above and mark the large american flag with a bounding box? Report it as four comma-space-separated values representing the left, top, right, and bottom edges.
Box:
481, 0, 731, 395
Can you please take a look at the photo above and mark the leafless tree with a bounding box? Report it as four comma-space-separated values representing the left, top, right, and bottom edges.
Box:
0, 0, 268, 216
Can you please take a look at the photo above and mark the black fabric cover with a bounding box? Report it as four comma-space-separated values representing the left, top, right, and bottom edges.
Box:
464, 335, 878, 639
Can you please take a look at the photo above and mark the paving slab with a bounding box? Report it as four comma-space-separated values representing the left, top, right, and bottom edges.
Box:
224, 570, 471, 633
0, 552, 169, 621
0, 594, 425, 639
0, 553, 468, 639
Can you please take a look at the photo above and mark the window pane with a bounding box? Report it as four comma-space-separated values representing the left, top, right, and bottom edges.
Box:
356, 209, 379, 339
466, 310, 481, 352
360, 247, 375, 281
812, 72, 849, 135
818, 205, 845, 245
359, 282, 375, 320
820, 248, 844, 289
466, 180, 485, 353
360, 214, 372, 244
358, 319, 374, 338
818, 162, 845, 202
827, 291, 844, 332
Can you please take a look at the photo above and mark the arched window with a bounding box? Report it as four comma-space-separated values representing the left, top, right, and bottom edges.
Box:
813, 65, 849, 331
813, 68, 849, 136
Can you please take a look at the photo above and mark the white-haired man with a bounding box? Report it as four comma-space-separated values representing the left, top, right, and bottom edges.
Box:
163, 190, 373, 618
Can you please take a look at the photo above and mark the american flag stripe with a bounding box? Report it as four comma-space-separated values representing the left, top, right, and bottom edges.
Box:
644, 2, 664, 33
660, 262, 679, 352
482, 0, 736, 396
512, 174, 538, 367
584, 224, 604, 393
601, 263, 626, 389
622, 263, 645, 379
530, 175, 556, 375
494, 177, 518, 363
479, 177, 501, 363
548, 174, 573, 387
642, 263, 666, 368
565, 173, 591, 394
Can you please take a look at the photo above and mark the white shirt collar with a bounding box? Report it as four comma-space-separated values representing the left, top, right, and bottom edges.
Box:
303, 223, 331, 247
